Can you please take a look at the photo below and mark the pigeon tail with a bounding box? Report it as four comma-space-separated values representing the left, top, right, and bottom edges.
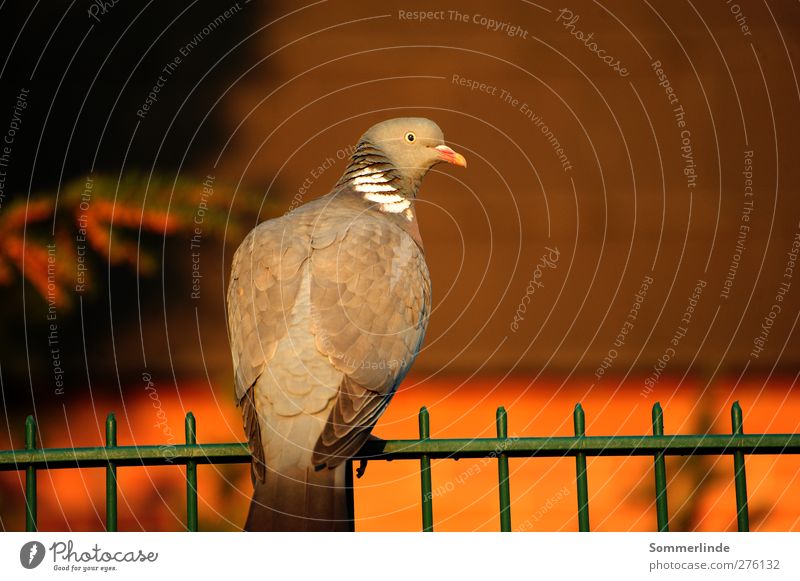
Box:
244, 463, 351, 531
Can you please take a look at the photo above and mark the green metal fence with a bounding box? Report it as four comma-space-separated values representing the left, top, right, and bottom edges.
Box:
2, 401, 799, 532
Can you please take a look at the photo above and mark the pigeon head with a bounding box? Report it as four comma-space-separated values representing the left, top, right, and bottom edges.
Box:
339, 118, 466, 206
360, 117, 466, 174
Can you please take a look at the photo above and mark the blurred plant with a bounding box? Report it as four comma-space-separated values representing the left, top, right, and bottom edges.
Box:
0, 173, 263, 307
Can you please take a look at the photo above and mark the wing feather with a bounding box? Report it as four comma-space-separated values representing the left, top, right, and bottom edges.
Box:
227, 215, 312, 479
228, 197, 431, 473
309, 212, 431, 468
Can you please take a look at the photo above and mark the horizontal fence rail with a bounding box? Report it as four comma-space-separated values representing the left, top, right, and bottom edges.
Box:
2, 401, 799, 532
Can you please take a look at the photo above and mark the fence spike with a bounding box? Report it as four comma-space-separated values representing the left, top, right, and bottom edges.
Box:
731, 401, 749, 532
573, 403, 590, 531
185, 412, 198, 532
418, 407, 433, 532
496, 407, 512, 532
105, 413, 118, 532
651, 402, 669, 532
24, 415, 37, 532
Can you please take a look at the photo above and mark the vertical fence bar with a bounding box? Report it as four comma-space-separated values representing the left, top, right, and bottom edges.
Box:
105, 413, 118, 532
651, 403, 669, 532
731, 401, 749, 532
185, 412, 198, 532
418, 407, 433, 532
345, 459, 355, 532
496, 407, 512, 532
573, 403, 590, 532
24, 415, 37, 532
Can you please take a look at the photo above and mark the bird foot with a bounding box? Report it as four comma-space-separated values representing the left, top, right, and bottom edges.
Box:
355, 435, 386, 478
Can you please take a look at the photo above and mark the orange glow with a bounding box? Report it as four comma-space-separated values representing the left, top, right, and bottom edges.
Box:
2, 376, 799, 531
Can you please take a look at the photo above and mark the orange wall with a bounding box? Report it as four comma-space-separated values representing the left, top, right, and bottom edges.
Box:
1, 376, 798, 532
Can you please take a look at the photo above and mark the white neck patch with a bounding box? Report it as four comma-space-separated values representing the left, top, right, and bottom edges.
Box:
363, 192, 412, 219
351, 170, 413, 220
351, 170, 396, 193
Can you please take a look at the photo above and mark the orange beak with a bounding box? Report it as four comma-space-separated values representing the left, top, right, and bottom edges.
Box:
434, 144, 467, 168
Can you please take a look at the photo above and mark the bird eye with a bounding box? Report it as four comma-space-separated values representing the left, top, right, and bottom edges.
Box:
404, 132, 416, 143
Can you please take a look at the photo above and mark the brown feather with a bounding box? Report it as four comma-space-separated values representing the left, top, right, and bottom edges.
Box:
239, 386, 266, 484
308, 207, 431, 467
312, 376, 393, 468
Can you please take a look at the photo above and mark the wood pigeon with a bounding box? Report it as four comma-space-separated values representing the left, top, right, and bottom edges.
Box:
227, 118, 466, 531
